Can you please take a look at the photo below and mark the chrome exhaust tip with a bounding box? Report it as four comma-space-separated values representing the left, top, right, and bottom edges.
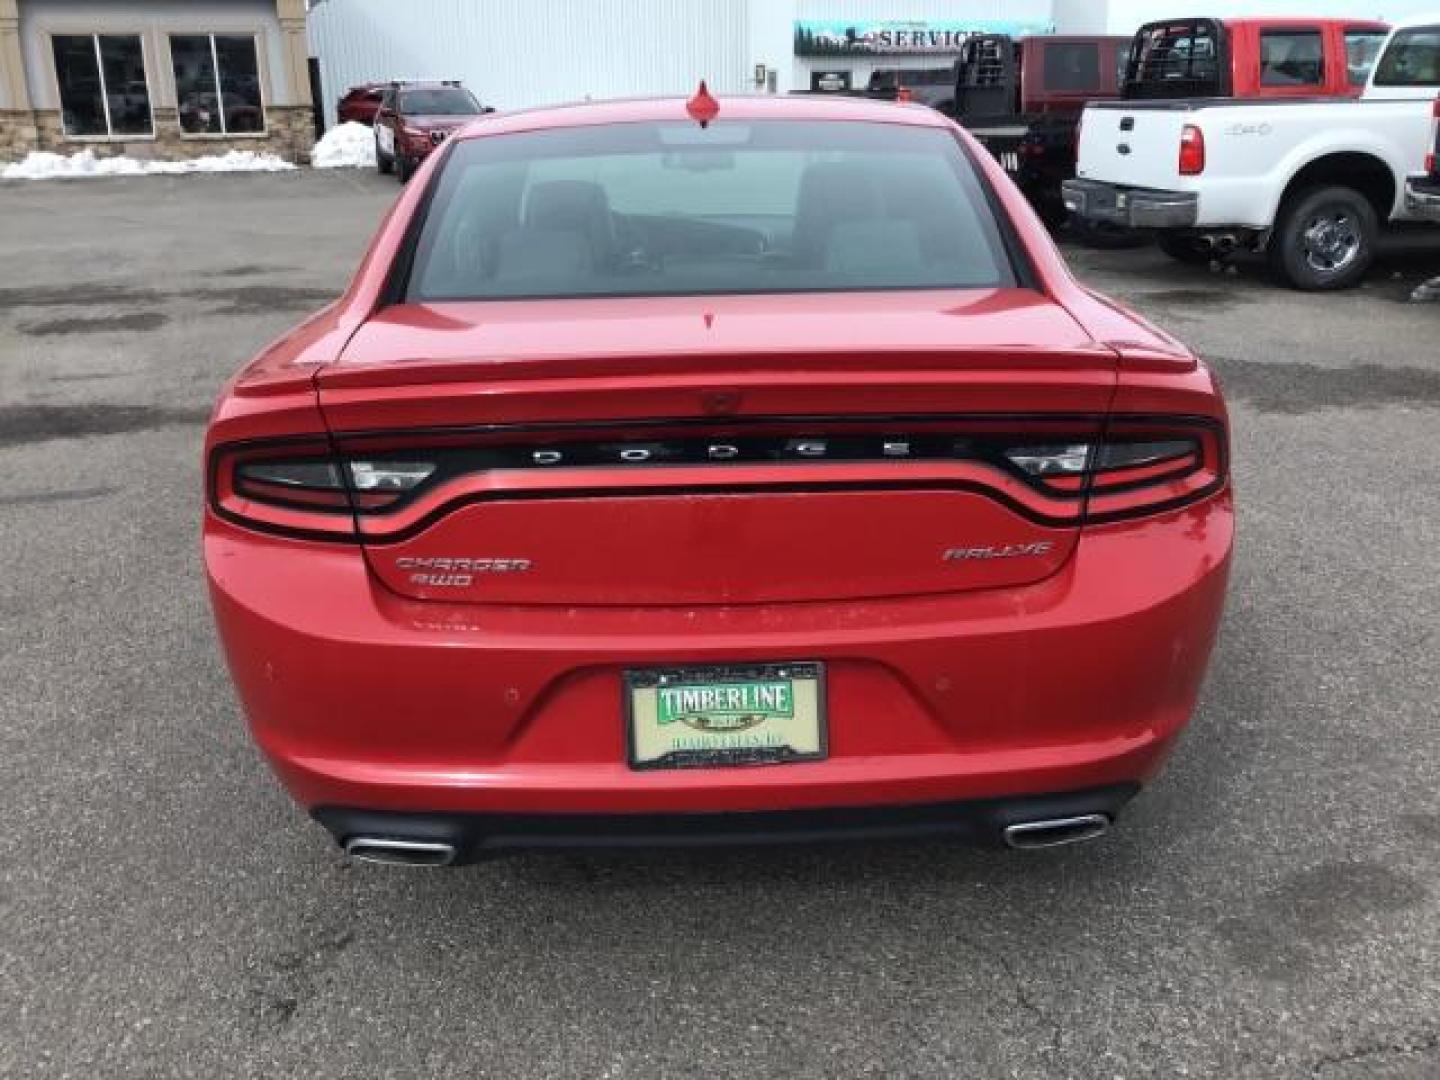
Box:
344, 837, 457, 867
1003, 814, 1110, 850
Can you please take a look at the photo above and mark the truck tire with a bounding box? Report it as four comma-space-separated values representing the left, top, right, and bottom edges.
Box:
1269, 186, 1377, 291
375, 135, 393, 175
1157, 234, 1213, 264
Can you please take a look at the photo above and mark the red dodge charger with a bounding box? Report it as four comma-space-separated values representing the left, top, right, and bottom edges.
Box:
204, 91, 1232, 865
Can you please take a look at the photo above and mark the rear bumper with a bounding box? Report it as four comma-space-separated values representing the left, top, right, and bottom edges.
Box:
1404, 175, 1440, 220
314, 784, 1139, 861
206, 492, 1232, 825
1063, 179, 1199, 230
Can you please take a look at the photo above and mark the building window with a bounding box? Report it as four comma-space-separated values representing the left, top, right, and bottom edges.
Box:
52, 34, 153, 138
171, 34, 264, 135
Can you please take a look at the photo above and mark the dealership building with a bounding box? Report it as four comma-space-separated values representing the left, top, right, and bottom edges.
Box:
2, 0, 1437, 162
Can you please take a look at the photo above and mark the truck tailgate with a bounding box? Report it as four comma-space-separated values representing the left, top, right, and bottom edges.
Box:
1076, 103, 1190, 190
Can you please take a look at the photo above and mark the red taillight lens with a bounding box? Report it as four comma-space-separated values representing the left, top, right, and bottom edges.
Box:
1084, 420, 1226, 522
210, 419, 1225, 540
1009, 422, 1224, 522
1178, 124, 1205, 175
210, 443, 438, 540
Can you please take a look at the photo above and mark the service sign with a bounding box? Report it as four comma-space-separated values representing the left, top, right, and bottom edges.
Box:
794, 19, 1054, 56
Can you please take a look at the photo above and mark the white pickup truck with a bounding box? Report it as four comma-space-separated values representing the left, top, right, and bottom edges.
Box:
1064, 16, 1440, 289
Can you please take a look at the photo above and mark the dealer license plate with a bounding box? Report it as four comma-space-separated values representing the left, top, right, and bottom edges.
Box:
625, 662, 827, 770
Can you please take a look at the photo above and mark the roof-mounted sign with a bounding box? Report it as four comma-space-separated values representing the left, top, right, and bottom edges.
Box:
794, 20, 1055, 57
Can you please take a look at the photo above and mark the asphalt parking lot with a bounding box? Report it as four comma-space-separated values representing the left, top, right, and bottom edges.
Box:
2, 170, 1438, 1079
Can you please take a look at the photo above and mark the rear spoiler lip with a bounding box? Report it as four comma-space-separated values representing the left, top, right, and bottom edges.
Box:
312, 345, 1122, 391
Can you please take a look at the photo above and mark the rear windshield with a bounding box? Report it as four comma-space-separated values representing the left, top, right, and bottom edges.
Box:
400, 85, 479, 115
1372, 27, 1440, 87
1042, 42, 1103, 93
406, 120, 1016, 301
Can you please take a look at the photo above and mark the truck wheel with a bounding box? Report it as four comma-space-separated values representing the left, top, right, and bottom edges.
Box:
1270, 186, 1377, 291
396, 153, 412, 184
1157, 234, 1213, 264
375, 136, 393, 175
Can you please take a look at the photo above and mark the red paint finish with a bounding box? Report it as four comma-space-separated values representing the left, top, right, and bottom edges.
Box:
1019, 36, 1131, 116
1131, 17, 1390, 100
1221, 18, 1389, 99
204, 95, 1232, 843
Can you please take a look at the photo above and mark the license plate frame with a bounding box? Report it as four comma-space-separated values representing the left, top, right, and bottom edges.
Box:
624, 662, 828, 771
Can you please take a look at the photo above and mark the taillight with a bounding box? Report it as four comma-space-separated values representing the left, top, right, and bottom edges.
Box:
209, 442, 439, 540
1004, 444, 1091, 476
1178, 124, 1205, 175
1427, 96, 1437, 175
1085, 420, 1226, 522
1000, 421, 1224, 522
209, 419, 1225, 540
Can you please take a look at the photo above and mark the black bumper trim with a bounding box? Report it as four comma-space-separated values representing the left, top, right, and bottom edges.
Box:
1062, 178, 1199, 229
312, 784, 1141, 862
1404, 176, 1440, 220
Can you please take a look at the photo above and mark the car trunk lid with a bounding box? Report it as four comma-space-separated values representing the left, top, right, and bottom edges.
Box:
318, 289, 1115, 606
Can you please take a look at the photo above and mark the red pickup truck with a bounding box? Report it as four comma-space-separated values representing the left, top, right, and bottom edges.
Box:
1124, 16, 1389, 100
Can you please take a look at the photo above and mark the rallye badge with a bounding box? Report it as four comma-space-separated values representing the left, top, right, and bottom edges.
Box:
944, 541, 1054, 561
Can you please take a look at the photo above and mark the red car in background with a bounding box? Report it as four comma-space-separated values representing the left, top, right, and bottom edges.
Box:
204, 93, 1232, 865
374, 80, 488, 182
336, 82, 385, 126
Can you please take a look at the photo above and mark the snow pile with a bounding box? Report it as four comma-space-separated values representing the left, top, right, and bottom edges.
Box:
310, 122, 376, 169
2, 147, 295, 180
